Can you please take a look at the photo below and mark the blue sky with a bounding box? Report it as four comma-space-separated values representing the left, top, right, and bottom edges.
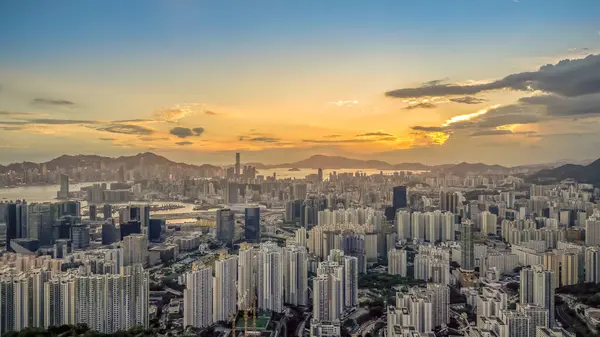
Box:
1, 0, 599, 165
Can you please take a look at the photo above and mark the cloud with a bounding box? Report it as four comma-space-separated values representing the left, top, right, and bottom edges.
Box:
449, 96, 488, 105
0, 111, 43, 117
169, 127, 204, 138
31, 98, 75, 106
357, 132, 393, 137
330, 100, 359, 107
403, 102, 436, 110
26, 118, 97, 125
470, 129, 513, 137
154, 103, 207, 122
518, 93, 600, 117
386, 54, 600, 98
1, 127, 23, 131
302, 139, 375, 144
98, 124, 154, 135
246, 137, 281, 143
175, 141, 193, 146
410, 126, 447, 132
99, 137, 115, 141
204, 111, 218, 116
170, 127, 193, 138
323, 134, 341, 138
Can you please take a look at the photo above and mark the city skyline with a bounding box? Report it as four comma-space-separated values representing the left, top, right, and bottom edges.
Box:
1, 1, 599, 165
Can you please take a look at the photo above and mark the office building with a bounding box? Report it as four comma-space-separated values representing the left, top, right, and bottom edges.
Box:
184, 263, 213, 328
103, 204, 112, 220
235, 152, 241, 177
440, 190, 460, 214
213, 255, 238, 322
284, 245, 308, 306
27, 202, 55, 246
148, 218, 165, 243
71, 223, 90, 249
244, 206, 261, 243
119, 220, 141, 240
88, 204, 97, 221
258, 242, 284, 312
57, 174, 69, 199
216, 208, 235, 246
393, 186, 407, 211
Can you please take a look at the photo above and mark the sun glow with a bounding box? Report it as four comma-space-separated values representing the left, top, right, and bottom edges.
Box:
442, 104, 501, 127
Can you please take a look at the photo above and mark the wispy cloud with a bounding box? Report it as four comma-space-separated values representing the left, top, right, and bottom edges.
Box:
357, 132, 393, 137
31, 98, 75, 106
449, 96, 488, 105
97, 124, 154, 135
175, 141, 193, 146
403, 102, 436, 110
442, 105, 501, 126
330, 100, 359, 107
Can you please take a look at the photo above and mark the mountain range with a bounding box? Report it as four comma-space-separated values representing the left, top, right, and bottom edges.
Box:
0, 152, 221, 174
3, 153, 597, 179
529, 158, 600, 185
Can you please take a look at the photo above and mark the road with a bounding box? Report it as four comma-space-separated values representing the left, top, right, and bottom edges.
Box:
357, 319, 382, 336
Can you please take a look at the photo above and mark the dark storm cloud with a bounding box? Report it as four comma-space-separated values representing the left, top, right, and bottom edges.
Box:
175, 141, 193, 146
519, 93, 600, 116
98, 124, 154, 135
403, 102, 436, 110
170, 127, 204, 138
357, 132, 393, 137
31, 98, 75, 106
386, 54, 600, 98
450, 96, 488, 104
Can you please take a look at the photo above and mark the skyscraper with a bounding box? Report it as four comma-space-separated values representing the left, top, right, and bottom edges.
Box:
216, 208, 235, 246
184, 263, 213, 328
440, 190, 460, 214
103, 204, 112, 220
27, 202, 55, 246
238, 246, 256, 311
586, 215, 600, 246
317, 168, 323, 182
44, 274, 76, 329
392, 186, 407, 211
213, 255, 238, 322
235, 152, 241, 177
57, 174, 69, 199
388, 248, 408, 277
461, 221, 475, 272
122, 234, 148, 267
258, 242, 284, 312
520, 265, 555, 328
3, 201, 27, 251
343, 256, 359, 309
283, 245, 308, 306
244, 206, 261, 243
585, 247, 600, 283
148, 218, 165, 242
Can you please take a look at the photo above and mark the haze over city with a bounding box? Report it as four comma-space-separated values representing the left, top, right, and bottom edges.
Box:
3, 2, 600, 337
2, 1, 600, 166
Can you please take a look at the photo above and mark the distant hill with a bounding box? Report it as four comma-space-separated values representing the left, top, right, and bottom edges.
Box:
0, 153, 561, 176
529, 158, 600, 185
0, 152, 221, 174
248, 155, 534, 175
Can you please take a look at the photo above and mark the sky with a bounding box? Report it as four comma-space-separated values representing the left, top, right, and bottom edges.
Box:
1, 0, 600, 166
